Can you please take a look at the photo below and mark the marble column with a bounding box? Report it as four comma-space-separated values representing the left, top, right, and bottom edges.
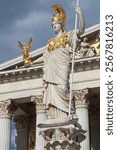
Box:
15, 116, 28, 150
31, 95, 47, 150
0, 100, 12, 150
74, 89, 90, 150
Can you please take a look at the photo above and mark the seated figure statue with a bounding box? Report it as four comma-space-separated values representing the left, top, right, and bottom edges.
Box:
80, 37, 96, 58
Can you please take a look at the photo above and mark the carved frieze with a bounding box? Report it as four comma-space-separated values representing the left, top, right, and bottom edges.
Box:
79, 37, 96, 59
90, 33, 100, 56
0, 99, 12, 116
73, 89, 89, 107
31, 95, 46, 113
75, 33, 100, 60
0, 56, 99, 84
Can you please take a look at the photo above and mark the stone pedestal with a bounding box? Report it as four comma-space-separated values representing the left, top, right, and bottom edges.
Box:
31, 95, 47, 150
0, 100, 12, 150
74, 89, 90, 150
38, 119, 86, 150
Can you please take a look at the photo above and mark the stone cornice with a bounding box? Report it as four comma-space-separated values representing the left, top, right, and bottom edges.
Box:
74, 89, 89, 107
0, 64, 43, 84
74, 56, 100, 72
0, 56, 100, 84
31, 95, 46, 113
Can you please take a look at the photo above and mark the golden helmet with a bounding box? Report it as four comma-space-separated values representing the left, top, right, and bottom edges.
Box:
51, 4, 66, 28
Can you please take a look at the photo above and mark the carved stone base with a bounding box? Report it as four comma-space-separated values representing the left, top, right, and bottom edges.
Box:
39, 123, 86, 150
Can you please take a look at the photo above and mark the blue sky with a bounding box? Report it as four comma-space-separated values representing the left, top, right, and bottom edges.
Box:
11, 118, 15, 150
0, 0, 100, 63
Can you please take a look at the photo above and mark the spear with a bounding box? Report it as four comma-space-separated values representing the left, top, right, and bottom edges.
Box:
69, 0, 80, 117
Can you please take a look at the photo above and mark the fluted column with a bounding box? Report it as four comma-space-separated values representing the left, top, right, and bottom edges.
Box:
31, 96, 47, 150
74, 89, 90, 150
15, 116, 28, 150
0, 100, 12, 150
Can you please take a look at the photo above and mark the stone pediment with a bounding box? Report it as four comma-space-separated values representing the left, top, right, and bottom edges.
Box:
0, 24, 100, 72
0, 46, 46, 71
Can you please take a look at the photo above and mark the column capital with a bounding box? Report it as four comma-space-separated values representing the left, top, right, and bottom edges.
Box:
0, 99, 12, 117
31, 95, 46, 113
74, 88, 89, 108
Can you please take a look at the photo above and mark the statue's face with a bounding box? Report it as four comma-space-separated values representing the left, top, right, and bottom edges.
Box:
52, 21, 62, 33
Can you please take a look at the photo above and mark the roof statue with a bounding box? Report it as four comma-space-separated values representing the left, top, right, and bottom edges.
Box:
18, 38, 32, 66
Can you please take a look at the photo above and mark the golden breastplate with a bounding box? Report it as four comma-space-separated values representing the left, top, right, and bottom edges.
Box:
47, 32, 68, 52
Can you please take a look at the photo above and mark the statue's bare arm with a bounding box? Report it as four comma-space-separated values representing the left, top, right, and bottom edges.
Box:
32, 46, 49, 65
32, 56, 44, 64
75, 6, 85, 36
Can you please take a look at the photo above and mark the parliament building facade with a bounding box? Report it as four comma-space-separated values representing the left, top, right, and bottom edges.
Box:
0, 24, 100, 150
